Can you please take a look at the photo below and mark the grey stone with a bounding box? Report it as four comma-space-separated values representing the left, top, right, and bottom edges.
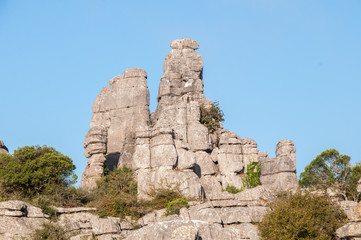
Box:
337, 222, 361, 239
234, 186, 274, 206
260, 172, 298, 192
177, 148, 196, 170
195, 151, 216, 175
137, 168, 203, 200
219, 206, 269, 224
224, 223, 261, 240
261, 156, 296, 175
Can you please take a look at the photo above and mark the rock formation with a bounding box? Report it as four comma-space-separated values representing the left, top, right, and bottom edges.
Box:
0, 187, 274, 240
0, 140, 10, 156
337, 200, 361, 239
81, 39, 299, 200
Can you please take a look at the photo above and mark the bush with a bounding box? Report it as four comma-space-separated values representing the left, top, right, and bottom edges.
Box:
243, 161, 261, 189
91, 166, 139, 219
165, 197, 189, 216
225, 161, 261, 194
258, 191, 347, 240
0, 145, 77, 196
200, 101, 224, 133
32, 223, 68, 240
91, 167, 189, 220
225, 185, 242, 194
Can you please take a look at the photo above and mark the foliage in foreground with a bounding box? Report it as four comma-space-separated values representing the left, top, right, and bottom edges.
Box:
299, 149, 361, 201
258, 191, 347, 240
165, 197, 189, 216
32, 223, 68, 240
0, 145, 90, 211
0, 145, 77, 196
91, 166, 189, 220
200, 101, 224, 133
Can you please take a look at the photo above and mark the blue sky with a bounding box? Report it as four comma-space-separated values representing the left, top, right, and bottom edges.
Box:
1, 0, 360, 185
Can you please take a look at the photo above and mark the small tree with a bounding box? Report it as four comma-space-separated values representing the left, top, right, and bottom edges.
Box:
258, 191, 347, 240
299, 149, 361, 201
200, 101, 224, 133
0, 145, 77, 196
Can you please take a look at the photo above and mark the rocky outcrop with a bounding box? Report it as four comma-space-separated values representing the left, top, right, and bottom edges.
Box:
0, 200, 126, 240
127, 186, 273, 240
0, 200, 49, 240
81, 69, 150, 190
0, 140, 10, 156
81, 39, 299, 199
337, 201, 361, 240
259, 140, 298, 192
0, 187, 273, 240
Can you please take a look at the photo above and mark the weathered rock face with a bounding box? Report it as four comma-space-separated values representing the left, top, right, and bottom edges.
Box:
260, 140, 298, 192
0, 140, 10, 156
0, 200, 127, 240
82, 69, 150, 190
81, 39, 298, 200
337, 201, 361, 240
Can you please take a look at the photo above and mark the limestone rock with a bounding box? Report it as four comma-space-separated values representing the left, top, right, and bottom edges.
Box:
82, 68, 150, 190
337, 222, 361, 239
0, 140, 10, 156
260, 140, 298, 192
260, 172, 298, 192
137, 168, 203, 200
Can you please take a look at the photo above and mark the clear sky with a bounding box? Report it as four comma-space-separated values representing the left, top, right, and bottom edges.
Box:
1, 0, 360, 185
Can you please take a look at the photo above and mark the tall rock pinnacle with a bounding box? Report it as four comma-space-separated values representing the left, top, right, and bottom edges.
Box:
81, 39, 298, 198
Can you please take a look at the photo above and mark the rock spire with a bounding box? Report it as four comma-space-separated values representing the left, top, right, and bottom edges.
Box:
81, 39, 298, 199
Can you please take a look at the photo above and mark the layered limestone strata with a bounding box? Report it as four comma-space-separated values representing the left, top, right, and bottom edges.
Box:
81, 69, 150, 190
81, 39, 299, 199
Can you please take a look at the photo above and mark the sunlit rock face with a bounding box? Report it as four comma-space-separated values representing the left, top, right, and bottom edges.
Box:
0, 140, 10, 156
81, 39, 298, 199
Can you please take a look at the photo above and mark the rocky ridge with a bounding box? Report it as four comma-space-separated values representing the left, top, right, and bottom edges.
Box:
81, 39, 299, 200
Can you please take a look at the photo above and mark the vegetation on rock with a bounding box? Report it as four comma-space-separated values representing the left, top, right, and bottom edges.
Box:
90, 166, 189, 220
299, 149, 361, 201
32, 223, 69, 240
243, 161, 261, 189
225, 185, 242, 194
0, 145, 77, 195
200, 101, 224, 133
0, 145, 89, 209
258, 191, 347, 240
225, 161, 261, 194
165, 197, 189, 216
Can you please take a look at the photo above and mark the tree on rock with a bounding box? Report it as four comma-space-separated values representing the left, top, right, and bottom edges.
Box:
299, 149, 361, 201
0, 145, 77, 196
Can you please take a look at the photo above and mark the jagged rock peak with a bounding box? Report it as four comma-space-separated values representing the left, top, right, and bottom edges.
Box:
81, 68, 150, 190
170, 39, 199, 50
0, 140, 10, 155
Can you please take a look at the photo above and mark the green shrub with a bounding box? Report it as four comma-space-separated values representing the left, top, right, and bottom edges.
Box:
35, 197, 57, 219
243, 161, 261, 189
32, 223, 68, 240
258, 191, 347, 240
200, 101, 224, 133
91, 166, 139, 219
91, 168, 190, 220
145, 185, 184, 210
165, 197, 189, 216
299, 149, 361, 201
225, 161, 261, 194
0, 145, 77, 196
225, 185, 242, 194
